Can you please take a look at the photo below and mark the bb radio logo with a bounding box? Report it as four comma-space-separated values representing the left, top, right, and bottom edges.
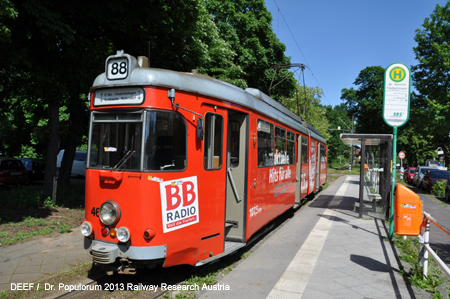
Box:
160, 176, 199, 233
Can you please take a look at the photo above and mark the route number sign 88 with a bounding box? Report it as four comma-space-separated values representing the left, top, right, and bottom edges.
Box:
107, 57, 128, 80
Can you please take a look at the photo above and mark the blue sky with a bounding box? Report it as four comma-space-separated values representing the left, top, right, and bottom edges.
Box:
264, 0, 448, 108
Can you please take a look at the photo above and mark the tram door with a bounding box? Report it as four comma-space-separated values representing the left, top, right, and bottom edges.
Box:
316, 143, 321, 190
225, 111, 248, 242
295, 135, 302, 205
296, 135, 308, 203
309, 140, 316, 194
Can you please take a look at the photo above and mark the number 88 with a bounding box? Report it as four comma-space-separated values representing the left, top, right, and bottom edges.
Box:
111, 62, 127, 75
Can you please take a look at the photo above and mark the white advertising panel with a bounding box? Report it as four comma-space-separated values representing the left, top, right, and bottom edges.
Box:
160, 176, 199, 233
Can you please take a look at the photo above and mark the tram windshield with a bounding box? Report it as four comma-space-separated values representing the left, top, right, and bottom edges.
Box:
89, 112, 143, 170
144, 111, 186, 171
89, 110, 187, 172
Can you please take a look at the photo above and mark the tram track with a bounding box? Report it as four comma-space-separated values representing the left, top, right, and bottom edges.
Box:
51, 263, 203, 299
51, 198, 312, 299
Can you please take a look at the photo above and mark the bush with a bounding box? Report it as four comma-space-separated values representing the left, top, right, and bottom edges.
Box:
431, 180, 446, 197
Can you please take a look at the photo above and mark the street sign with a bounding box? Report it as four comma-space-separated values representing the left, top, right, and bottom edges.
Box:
398, 151, 405, 159
383, 63, 411, 128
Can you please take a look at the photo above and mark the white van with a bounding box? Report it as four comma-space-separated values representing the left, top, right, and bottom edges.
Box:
56, 150, 87, 177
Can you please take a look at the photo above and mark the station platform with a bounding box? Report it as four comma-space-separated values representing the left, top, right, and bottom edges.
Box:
200, 175, 431, 299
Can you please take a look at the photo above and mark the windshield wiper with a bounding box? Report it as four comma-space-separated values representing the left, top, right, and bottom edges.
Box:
160, 160, 175, 170
112, 150, 135, 171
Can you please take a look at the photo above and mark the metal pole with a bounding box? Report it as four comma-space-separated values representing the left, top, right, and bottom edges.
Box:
350, 114, 355, 169
389, 127, 397, 238
359, 137, 366, 218
423, 219, 430, 277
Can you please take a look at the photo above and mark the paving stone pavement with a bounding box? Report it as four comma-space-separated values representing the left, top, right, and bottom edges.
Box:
0, 229, 91, 291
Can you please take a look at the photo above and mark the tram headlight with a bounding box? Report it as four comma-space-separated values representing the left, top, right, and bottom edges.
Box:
80, 221, 93, 237
99, 201, 121, 226
117, 227, 130, 243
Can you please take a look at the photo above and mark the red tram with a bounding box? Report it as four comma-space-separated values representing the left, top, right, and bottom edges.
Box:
81, 51, 327, 274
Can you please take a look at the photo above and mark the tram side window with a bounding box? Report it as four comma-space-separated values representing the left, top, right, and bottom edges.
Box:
257, 119, 273, 167
301, 136, 308, 164
144, 111, 187, 171
286, 131, 295, 165
321, 144, 327, 162
204, 113, 223, 170
274, 127, 286, 165
229, 121, 240, 168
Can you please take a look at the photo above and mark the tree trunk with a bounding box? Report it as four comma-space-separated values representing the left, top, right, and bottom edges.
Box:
58, 105, 82, 186
43, 101, 61, 199
58, 76, 87, 187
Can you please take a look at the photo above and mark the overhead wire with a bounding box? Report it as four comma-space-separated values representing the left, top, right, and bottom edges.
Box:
272, 0, 333, 107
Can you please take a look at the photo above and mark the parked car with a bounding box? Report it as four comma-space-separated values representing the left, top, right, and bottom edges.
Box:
0, 157, 28, 185
56, 150, 87, 177
404, 167, 416, 184
422, 170, 450, 192
425, 160, 440, 167
412, 166, 438, 188
17, 158, 45, 183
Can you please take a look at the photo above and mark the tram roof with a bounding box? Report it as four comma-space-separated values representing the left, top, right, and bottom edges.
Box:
92, 66, 326, 144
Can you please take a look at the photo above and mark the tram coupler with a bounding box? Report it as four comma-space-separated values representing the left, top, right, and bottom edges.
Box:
100, 264, 117, 276
118, 258, 136, 275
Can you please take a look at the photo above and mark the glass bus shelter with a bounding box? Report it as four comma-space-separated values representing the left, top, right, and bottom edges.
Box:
340, 134, 393, 219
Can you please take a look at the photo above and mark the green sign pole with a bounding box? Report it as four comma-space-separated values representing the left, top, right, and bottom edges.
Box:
389, 127, 397, 237
383, 62, 411, 239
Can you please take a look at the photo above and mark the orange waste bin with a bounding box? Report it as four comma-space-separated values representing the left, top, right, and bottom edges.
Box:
394, 183, 423, 236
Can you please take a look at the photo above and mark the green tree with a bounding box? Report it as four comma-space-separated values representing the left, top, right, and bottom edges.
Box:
189, 3, 245, 87
1, 0, 298, 197
0, 0, 206, 196
205, 0, 296, 100
341, 66, 391, 134
282, 85, 330, 140
412, 1, 450, 166
325, 103, 351, 161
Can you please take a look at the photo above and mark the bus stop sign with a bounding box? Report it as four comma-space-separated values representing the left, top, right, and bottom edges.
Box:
383, 63, 411, 128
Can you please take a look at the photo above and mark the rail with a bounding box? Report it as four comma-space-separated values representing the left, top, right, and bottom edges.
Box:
418, 212, 450, 278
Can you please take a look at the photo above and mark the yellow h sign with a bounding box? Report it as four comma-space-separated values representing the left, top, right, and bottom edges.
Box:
389, 67, 406, 82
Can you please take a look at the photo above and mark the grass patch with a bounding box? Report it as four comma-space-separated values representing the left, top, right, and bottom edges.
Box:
0, 184, 85, 247
327, 162, 361, 176
392, 234, 448, 298
0, 261, 101, 299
